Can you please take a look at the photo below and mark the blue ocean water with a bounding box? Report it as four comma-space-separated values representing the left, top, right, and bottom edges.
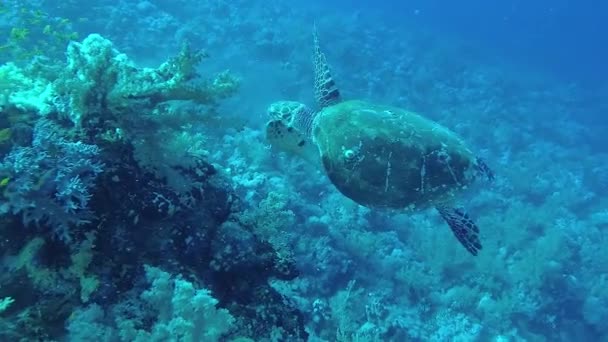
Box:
0, 1, 606, 341
338, 0, 608, 87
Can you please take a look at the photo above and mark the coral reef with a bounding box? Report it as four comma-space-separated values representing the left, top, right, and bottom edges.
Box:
0, 31, 305, 341
0, 1, 606, 341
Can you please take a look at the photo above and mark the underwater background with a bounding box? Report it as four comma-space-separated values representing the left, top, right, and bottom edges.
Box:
0, 0, 607, 341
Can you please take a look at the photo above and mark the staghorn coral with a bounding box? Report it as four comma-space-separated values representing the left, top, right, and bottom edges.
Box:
0, 33, 239, 128
0, 34, 240, 192
54, 33, 239, 126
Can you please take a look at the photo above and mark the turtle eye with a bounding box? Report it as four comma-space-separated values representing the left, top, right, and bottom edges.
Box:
343, 149, 356, 160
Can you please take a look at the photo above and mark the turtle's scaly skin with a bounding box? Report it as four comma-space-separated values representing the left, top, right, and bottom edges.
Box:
268, 101, 316, 137
313, 27, 342, 108
313, 100, 478, 210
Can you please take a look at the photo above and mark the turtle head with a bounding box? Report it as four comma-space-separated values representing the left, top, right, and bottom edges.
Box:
267, 101, 316, 138
268, 101, 309, 123
265, 100, 320, 166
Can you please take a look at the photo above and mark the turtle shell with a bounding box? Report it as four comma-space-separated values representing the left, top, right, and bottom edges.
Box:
312, 100, 477, 210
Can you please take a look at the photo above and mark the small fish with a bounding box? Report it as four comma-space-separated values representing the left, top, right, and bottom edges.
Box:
0, 177, 10, 187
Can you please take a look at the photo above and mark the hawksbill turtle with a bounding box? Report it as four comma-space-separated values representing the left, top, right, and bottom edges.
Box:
265, 29, 494, 256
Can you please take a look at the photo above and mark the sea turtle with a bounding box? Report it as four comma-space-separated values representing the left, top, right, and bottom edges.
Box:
265, 29, 494, 256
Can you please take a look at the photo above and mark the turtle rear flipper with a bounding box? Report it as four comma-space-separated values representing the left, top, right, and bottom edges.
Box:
266, 119, 319, 165
474, 157, 495, 181
435, 205, 482, 256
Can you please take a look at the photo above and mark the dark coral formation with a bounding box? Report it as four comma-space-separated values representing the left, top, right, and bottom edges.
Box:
0, 34, 307, 341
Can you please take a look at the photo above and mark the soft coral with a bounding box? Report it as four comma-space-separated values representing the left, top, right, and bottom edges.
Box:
0, 119, 104, 241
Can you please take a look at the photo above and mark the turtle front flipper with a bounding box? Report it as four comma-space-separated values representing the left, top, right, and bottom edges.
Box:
435, 205, 482, 256
312, 27, 342, 108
